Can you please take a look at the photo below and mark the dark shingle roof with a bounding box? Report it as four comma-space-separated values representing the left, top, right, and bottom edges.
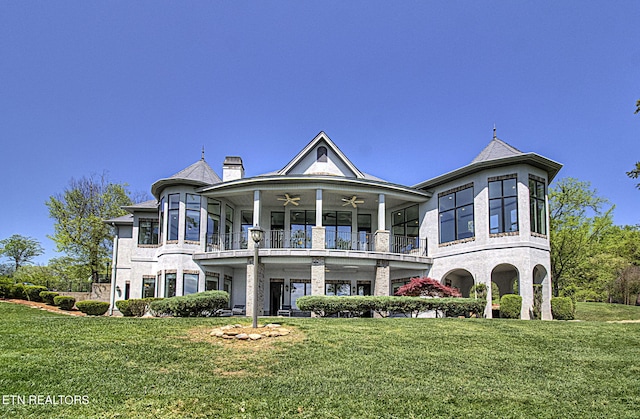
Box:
471, 138, 523, 163
151, 159, 222, 197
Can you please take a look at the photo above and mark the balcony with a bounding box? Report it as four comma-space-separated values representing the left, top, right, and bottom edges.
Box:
207, 230, 426, 256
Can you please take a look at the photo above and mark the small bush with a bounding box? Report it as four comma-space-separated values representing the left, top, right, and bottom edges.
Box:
469, 283, 488, 300
115, 299, 132, 316
53, 296, 76, 310
499, 294, 522, 319
39, 291, 60, 305
551, 297, 575, 320
9, 284, 26, 300
24, 285, 47, 302
76, 300, 109, 316
116, 298, 163, 317
150, 291, 228, 317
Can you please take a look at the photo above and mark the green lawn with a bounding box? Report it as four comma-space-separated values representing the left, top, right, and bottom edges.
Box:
575, 301, 640, 322
1, 302, 639, 419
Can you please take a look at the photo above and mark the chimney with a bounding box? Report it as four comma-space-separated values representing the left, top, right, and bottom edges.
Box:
223, 156, 244, 182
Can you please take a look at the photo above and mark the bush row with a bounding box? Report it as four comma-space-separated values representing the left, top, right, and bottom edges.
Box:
116, 298, 164, 317
149, 291, 229, 317
0, 282, 48, 301
295, 295, 485, 318
551, 297, 575, 320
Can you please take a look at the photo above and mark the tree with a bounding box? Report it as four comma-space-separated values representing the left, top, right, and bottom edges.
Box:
549, 178, 614, 297
47, 173, 133, 282
0, 234, 44, 274
627, 162, 640, 189
635, 99, 640, 114
395, 277, 462, 297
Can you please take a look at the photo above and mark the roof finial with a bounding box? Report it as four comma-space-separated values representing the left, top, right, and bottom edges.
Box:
201, 146, 205, 161
493, 124, 498, 140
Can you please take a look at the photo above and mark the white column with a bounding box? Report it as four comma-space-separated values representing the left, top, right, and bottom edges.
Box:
378, 194, 386, 231
253, 190, 261, 227
316, 189, 323, 226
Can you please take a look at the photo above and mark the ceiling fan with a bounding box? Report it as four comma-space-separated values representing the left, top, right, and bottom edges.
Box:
278, 193, 301, 206
342, 195, 364, 208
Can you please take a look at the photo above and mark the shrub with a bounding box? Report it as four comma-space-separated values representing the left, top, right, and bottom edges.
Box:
469, 283, 488, 300
296, 295, 485, 318
116, 298, 163, 317
53, 296, 76, 310
24, 285, 47, 302
531, 284, 542, 320
395, 277, 462, 297
76, 300, 110, 316
150, 291, 228, 317
9, 284, 26, 300
39, 291, 60, 305
500, 294, 522, 319
0, 279, 12, 298
115, 299, 132, 316
551, 297, 575, 320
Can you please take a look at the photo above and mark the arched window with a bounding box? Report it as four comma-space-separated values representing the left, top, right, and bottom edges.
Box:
317, 146, 328, 162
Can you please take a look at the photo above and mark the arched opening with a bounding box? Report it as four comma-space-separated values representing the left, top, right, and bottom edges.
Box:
442, 269, 474, 298
533, 265, 550, 320
317, 146, 328, 162
491, 264, 519, 301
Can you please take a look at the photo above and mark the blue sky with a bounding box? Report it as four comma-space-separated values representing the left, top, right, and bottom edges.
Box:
1, 1, 638, 264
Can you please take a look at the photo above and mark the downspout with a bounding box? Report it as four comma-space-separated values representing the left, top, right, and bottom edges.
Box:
108, 223, 119, 316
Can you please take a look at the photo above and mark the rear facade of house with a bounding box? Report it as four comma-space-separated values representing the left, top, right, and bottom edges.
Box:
106, 131, 562, 319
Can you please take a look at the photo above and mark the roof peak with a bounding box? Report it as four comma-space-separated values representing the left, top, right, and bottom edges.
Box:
471, 137, 523, 164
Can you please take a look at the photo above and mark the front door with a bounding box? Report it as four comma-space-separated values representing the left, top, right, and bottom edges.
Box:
269, 281, 284, 315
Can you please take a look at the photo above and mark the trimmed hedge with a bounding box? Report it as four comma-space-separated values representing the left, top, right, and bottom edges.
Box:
499, 294, 522, 319
9, 284, 26, 300
76, 300, 110, 316
39, 291, 60, 305
116, 298, 163, 317
551, 297, 575, 320
0, 279, 12, 298
53, 296, 76, 310
25, 285, 47, 302
150, 291, 229, 317
295, 295, 485, 318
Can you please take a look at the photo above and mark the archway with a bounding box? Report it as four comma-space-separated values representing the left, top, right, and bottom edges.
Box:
491, 264, 519, 300
442, 269, 474, 298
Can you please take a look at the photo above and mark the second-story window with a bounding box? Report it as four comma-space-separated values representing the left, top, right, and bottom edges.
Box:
185, 194, 201, 242
489, 176, 518, 234
439, 185, 474, 244
158, 197, 165, 244
168, 194, 180, 241
529, 176, 547, 235
392, 205, 419, 238
138, 219, 159, 245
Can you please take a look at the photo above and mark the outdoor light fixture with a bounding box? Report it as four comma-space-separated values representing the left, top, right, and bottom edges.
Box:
249, 226, 265, 328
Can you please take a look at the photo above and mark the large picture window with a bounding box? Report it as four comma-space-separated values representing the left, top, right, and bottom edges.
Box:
168, 194, 180, 241
290, 210, 315, 248
439, 185, 474, 244
489, 177, 518, 234
205, 272, 219, 291
142, 276, 156, 298
324, 211, 352, 249
138, 219, 159, 245
185, 194, 201, 242
183, 273, 199, 295
290, 280, 311, 309
325, 282, 351, 296
529, 177, 547, 235
392, 205, 419, 238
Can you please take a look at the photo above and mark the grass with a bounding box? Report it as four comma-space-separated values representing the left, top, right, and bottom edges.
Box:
575, 301, 640, 321
0, 301, 639, 418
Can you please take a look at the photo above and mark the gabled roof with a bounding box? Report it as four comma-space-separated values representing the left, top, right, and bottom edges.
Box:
122, 199, 158, 213
471, 137, 523, 163
104, 214, 134, 225
278, 131, 366, 179
151, 158, 222, 197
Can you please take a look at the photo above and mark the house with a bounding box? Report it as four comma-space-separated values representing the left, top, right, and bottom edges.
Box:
106, 130, 561, 319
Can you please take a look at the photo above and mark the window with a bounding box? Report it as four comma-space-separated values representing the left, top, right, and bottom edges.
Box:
165, 273, 176, 298
142, 276, 156, 298
207, 200, 221, 248
183, 273, 198, 295
326, 282, 351, 296
225, 206, 234, 249
317, 146, 328, 162
224, 276, 232, 308
290, 280, 311, 309
439, 185, 474, 243
270, 211, 285, 248
159, 197, 165, 244
291, 210, 315, 248
324, 211, 352, 249
240, 210, 253, 249
138, 219, 159, 245
205, 272, 219, 291
529, 177, 547, 235
168, 194, 180, 241
392, 205, 419, 238
357, 214, 372, 251
489, 177, 518, 234
185, 194, 201, 242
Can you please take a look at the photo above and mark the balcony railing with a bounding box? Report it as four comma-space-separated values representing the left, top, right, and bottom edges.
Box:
206, 230, 426, 256
391, 235, 427, 256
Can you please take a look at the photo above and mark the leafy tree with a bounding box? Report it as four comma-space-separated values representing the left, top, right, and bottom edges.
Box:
627, 162, 640, 189
47, 173, 132, 282
549, 178, 614, 297
395, 277, 462, 297
0, 234, 44, 274
635, 99, 640, 114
